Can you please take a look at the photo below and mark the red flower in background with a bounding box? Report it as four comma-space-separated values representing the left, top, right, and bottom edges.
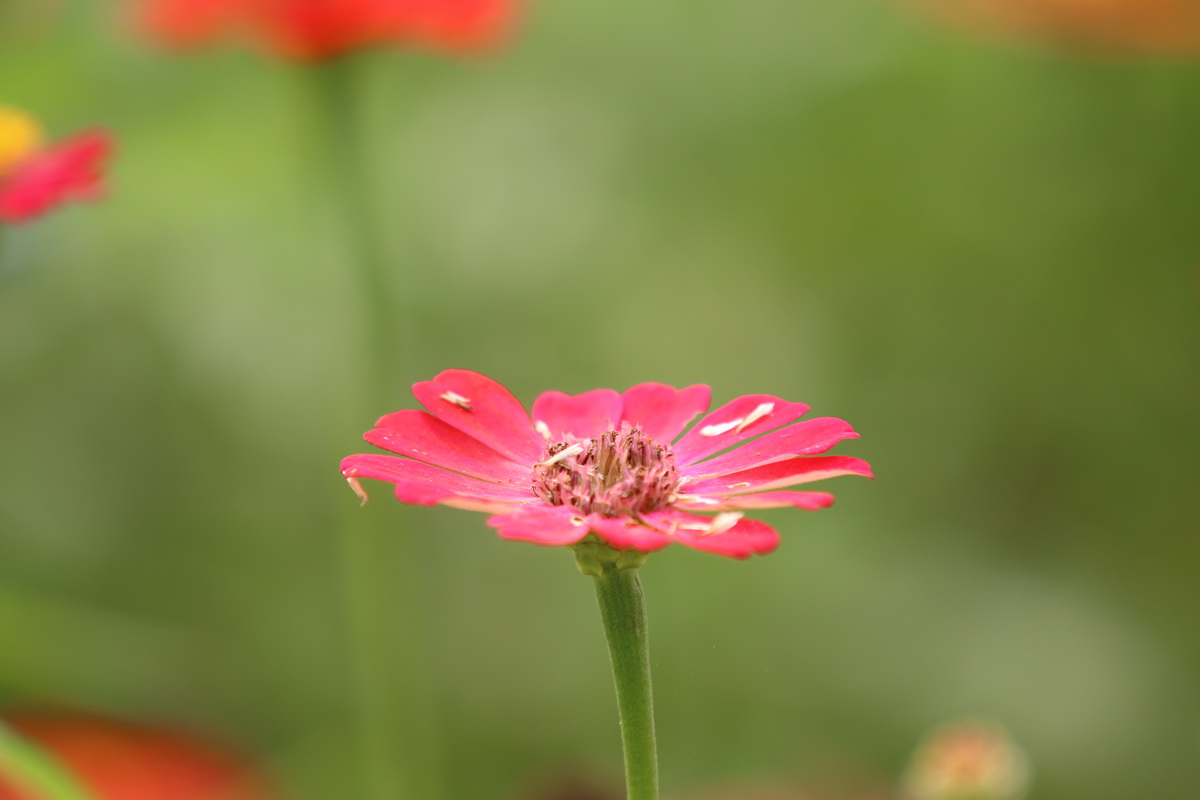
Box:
0, 107, 112, 224
341, 370, 872, 559
0, 713, 275, 800
138, 0, 518, 60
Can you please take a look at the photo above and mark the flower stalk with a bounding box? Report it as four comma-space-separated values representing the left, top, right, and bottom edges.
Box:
587, 554, 659, 800
308, 56, 437, 800
309, 56, 406, 398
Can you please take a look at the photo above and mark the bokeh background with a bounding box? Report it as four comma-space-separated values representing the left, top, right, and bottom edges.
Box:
2, 1, 1198, 798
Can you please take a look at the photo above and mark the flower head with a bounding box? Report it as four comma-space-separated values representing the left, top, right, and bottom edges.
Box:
341, 370, 872, 559
0, 106, 112, 224
137, 0, 518, 61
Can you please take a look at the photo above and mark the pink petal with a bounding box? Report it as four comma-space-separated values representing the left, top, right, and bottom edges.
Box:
672, 394, 811, 466
618, 383, 711, 442
531, 388, 623, 441
340, 453, 534, 510
0, 131, 112, 222
366, 409, 531, 485
676, 491, 835, 511
641, 509, 780, 558
682, 456, 874, 496
674, 517, 780, 558
681, 417, 859, 479
487, 505, 591, 546
411, 369, 544, 464
587, 515, 674, 553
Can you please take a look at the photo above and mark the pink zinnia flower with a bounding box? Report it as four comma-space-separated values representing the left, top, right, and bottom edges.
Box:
341, 370, 873, 559
0, 106, 112, 224
136, 0, 518, 61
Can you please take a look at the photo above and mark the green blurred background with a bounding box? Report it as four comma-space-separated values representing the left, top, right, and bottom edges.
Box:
2, 1, 1198, 798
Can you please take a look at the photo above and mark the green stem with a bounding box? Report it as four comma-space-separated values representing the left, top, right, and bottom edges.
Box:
0, 722, 96, 800
309, 56, 406, 402
592, 566, 659, 800
306, 57, 439, 800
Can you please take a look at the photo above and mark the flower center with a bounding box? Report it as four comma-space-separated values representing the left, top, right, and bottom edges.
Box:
532, 422, 681, 517
0, 107, 44, 175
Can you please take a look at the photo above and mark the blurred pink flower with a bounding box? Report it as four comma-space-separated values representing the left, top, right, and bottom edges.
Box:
136, 0, 518, 61
341, 370, 872, 559
0, 107, 112, 224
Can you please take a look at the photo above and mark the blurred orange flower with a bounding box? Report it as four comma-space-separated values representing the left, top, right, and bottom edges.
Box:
909, 0, 1200, 55
137, 0, 519, 61
0, 712, 275, 800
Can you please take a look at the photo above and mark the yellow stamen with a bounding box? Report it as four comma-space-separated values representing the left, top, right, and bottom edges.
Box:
0, 106, 45, 174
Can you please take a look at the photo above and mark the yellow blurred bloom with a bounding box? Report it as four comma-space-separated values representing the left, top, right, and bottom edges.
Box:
0, 106, 45, 174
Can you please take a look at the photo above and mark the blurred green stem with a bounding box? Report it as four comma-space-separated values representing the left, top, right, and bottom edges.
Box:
310, 57, 404, 399
309, 56, 438, 800
592, 566, 659, 800
0, 722, 96, 800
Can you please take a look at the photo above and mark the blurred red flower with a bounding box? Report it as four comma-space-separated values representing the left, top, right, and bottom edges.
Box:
0, 712, 275, 800
137, 0, 518, 60
909, 0, 1200, 55
341, 370, 872, 559
0, 107, 112, 224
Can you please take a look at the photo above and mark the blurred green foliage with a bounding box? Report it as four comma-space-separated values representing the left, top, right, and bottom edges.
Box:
2, 1, 1198, 799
